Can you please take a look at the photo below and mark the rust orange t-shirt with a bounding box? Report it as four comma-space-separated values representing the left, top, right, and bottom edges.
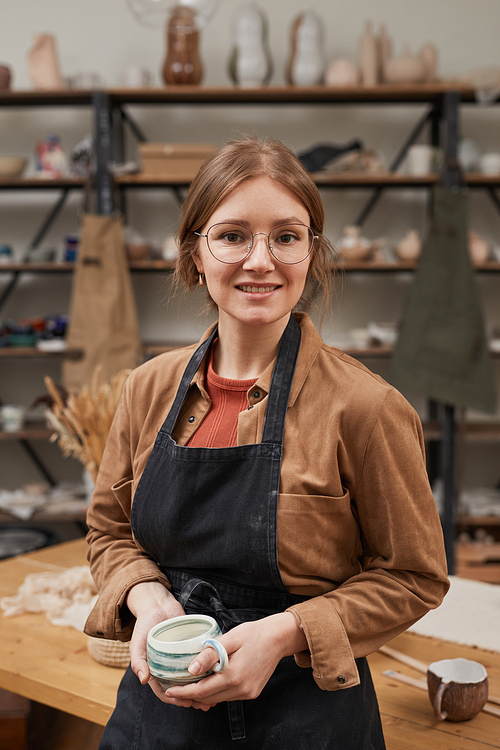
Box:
187, 344, 257, 448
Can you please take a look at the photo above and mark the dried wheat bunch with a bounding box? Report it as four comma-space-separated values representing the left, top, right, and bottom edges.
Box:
44, 367, 131, 482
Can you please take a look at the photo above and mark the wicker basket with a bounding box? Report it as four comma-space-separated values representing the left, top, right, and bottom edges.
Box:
87, 636, 131, 668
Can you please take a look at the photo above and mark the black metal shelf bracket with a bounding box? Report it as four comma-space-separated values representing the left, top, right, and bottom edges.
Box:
354, 105, 438, 227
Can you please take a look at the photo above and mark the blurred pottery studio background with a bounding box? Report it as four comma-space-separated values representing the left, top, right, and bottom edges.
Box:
1, 1, 500, 747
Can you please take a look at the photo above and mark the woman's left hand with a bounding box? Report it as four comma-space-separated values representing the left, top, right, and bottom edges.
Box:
161, 611, 307, 711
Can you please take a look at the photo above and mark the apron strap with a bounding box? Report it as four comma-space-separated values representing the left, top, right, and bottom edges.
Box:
261, 314, 301, 445
160, 328, 218, 436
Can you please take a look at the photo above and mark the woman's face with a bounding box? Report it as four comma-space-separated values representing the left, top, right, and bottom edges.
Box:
193, 176, 312, 332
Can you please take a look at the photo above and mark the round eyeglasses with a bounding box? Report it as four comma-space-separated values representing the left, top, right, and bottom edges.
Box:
194, 223, 318, 265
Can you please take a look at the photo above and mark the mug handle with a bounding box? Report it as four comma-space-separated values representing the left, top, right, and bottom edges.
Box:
433, 677, 451, 720
202, 638, 228, 674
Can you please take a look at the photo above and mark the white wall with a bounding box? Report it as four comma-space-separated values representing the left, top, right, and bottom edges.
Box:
1, 0, 500, 491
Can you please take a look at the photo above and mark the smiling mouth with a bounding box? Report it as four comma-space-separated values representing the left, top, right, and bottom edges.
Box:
238, 285, 279, 293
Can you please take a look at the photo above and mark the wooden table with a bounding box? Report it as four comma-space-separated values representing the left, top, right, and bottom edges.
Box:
0, 539, 499, 748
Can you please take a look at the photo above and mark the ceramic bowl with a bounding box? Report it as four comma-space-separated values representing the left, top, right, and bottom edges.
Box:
147, 614, 225, 689
0, 156, 27, 178
125, 242, 151, 261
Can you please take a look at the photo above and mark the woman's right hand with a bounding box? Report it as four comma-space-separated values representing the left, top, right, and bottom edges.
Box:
126, 580, 185, 687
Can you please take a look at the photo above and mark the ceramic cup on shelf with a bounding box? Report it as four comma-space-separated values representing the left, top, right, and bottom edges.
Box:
0, 404, 26, 432
479, 152, 500, 175
120, 66, 154, 88
147, 614, 228, 690
407, 144, 434, 176
427, 658, 488, 722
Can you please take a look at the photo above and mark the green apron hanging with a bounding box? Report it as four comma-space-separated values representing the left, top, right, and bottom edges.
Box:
390, 186, 496, 414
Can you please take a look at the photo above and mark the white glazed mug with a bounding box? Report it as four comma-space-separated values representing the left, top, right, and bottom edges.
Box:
479, 152, 500, 175
147, 614, 228, 689
407, 144, 434, 176
0, 404, 26, 432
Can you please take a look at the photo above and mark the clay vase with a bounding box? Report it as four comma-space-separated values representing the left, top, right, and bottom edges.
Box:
419, 42, 439, 83
384, 45, 426, 84
0, 65, 12, 90
27, 34, 64, 90
286, 11, 325, 86
395, 229, 421, 261
325, 58, 359, 87
163, 6, 202, 86
358, 20, 379, 86
377, 24, 392, 82
228, 0, 273, 88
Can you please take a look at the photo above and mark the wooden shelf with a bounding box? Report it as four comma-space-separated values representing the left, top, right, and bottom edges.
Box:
2, 258, 500, 274
0, 260, 175, 272
457, 515, 500, 527
0, 509, 87, 523
0, 84, 485, 109
424, 419, 500, 441
0, 177, 85, 190
0, 421, 52, 441
105, 83, 482, 105
0, 347, 83, 360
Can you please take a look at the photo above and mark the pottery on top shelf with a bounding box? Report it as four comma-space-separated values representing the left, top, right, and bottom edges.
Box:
163, 5, 203, 85
325, 58, 359, 87
228, 0, 273, 88
286, 10, 325, 86
358, 20, 378, 86
383, 45, 426, 85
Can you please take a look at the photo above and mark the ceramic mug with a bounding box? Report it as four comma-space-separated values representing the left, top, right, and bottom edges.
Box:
120, 66, 154, 87
407, 144, 434, 176
479, 152, 500, 175
147, 614, 228, 689
427, 658, 488, 721
0, 404, 26, 432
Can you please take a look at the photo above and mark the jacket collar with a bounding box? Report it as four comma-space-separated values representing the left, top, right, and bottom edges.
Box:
191, 313, 323, 408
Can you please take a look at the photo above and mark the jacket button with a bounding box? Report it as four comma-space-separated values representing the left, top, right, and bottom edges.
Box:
337, 675, 345, 684
253, 390, 260, 399
188, 416, 195, 423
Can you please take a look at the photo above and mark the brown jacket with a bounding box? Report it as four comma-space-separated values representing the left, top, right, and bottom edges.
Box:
85, 313, 449, 691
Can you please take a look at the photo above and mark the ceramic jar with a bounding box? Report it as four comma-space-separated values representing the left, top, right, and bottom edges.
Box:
286, 11, 325, 86
325, 59, 359, 87
384, 46, 426, 84
468, 231, 490, 264
394, 230, 422, 261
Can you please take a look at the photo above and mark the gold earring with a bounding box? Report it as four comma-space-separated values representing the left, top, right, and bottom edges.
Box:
198, 273, 204, 287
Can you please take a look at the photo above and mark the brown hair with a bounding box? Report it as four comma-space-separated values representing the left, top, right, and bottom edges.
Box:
175, 136, 335, 310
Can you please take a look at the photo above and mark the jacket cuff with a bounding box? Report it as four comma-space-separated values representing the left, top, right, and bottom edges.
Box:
286, 598, 360, 691
84, 572, 170, 641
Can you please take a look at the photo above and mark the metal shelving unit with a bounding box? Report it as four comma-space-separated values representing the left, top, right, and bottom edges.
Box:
1, 84, 499, 567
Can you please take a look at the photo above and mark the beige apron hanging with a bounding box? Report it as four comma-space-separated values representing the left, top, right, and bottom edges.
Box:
63, 214, 141, 393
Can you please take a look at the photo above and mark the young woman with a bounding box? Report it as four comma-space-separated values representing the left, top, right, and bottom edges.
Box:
85, 137, 449, 749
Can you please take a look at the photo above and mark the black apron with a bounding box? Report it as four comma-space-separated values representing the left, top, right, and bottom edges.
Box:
99, 315, 386, 749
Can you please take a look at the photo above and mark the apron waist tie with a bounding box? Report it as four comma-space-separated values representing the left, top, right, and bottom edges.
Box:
170, 571, 309, 742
